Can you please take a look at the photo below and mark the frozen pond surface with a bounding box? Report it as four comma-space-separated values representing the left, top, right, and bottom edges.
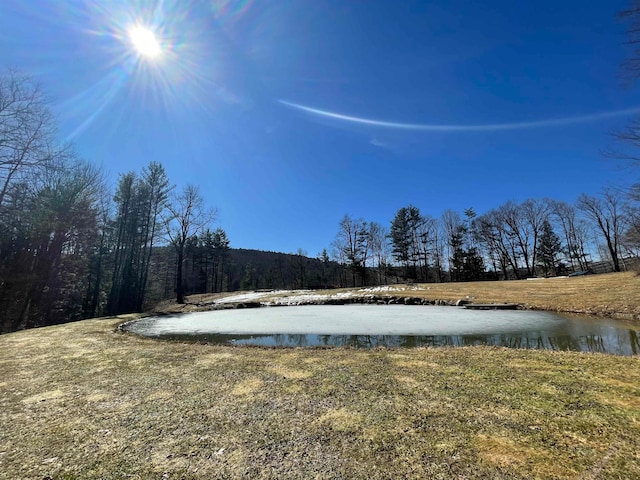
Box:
126, 305, 640, 355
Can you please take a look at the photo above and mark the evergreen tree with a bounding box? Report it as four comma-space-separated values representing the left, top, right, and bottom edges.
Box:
463, 247, 486, 281
137, 162, 171, 309
536, 220, 562, 276
212, 228, 230, 292
390, 205, 423, 280
318, 248, 331, 288
448, 208, 486, 282
0, 160, 102, 331
107, 163, 171, 314
449, 227, 466, 282
240, 263, 257, 290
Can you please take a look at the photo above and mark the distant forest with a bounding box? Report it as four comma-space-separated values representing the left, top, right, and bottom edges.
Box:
1, 67, 639, 333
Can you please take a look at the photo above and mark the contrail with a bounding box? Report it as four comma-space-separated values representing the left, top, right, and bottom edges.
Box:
278, 99, 640, 132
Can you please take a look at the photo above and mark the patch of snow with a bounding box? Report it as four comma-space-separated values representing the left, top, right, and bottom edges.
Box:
357, 285, 422, 293
269, 291, 356, 306
213, 286, 418, 306
357, 286, 403, 293
214, 290, 309, 304
214, 292, 270, 304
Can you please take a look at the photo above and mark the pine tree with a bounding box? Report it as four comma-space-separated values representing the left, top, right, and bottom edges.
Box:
107, 163, 171, 314
536, 220, 562, 276
212, 228, 230, 292
390, 205, 423, 280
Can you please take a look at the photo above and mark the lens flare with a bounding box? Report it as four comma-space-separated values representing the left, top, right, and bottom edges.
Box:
56, 1, 237, 141
210, 0, 255, 23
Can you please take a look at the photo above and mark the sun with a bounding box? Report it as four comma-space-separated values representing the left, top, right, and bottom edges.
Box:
128, 26, 161, 58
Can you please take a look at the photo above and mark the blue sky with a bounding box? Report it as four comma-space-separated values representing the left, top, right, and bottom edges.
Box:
1, 0, 639, 256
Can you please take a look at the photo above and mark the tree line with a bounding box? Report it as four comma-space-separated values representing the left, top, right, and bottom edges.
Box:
0, 69, 225, 332
327, 2, 640, 288
0, 68, 349, 333
328, 189, 639, 288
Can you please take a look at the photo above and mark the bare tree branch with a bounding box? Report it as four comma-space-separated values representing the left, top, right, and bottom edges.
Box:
0, 68, 64, 208
164, 185, 216, 303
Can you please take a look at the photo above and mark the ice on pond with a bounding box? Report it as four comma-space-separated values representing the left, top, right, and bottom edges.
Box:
125, 305, 640, 355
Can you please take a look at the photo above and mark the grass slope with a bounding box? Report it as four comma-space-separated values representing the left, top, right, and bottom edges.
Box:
1, 310, 639, 478
163, 272, 640, 321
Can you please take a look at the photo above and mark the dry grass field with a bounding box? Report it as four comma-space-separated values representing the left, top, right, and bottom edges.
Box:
163, 271, 640, 321
1, 272, 639, 479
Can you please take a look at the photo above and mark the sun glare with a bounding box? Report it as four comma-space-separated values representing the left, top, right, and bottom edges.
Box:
129, 26, 161, 58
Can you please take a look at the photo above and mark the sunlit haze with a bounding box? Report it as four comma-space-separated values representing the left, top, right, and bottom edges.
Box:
129, 26, 161, 58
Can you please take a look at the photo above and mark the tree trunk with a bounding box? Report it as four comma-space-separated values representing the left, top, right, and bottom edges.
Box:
605, 236, 621, 272
176, 248, 185, 304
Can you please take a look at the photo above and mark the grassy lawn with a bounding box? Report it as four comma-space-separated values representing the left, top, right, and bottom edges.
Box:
1, 273, 639, 479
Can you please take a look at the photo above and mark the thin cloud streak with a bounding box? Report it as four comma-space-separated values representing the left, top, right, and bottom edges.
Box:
279, 99, 640, 132
369, 137, 388, 147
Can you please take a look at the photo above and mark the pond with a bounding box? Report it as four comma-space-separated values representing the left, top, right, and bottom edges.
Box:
125, 305, 640, 355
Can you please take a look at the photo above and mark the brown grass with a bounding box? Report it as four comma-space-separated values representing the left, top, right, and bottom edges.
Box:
402, 271, 639, 319
155, 271, 640, 322
1, 312, 639, 479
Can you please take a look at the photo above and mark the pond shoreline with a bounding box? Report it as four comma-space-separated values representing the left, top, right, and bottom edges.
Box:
152, 291, 640, 324
123, 301, 640, 355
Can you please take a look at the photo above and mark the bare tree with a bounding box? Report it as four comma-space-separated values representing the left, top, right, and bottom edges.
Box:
501, 201, 535, 277
477, 210, 513, 279
477, 204, 530, 279
619, 3, 640, 84
368, 221, 389, 285
332, 214, 369, 287
550, 200, 591, 271
0, 69, 65, 208
431, 218, 446, 282
608, 3, 640, 263
607, 5, 640, 194
415, 215, 436, 282
520, 198, 551, 276
329, 240, 348, 287
440, 209, 463, 275
608, 119, 640, 164
164, 185, 216, 304
577, 190, 627, 272
624, 204, 640, 258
